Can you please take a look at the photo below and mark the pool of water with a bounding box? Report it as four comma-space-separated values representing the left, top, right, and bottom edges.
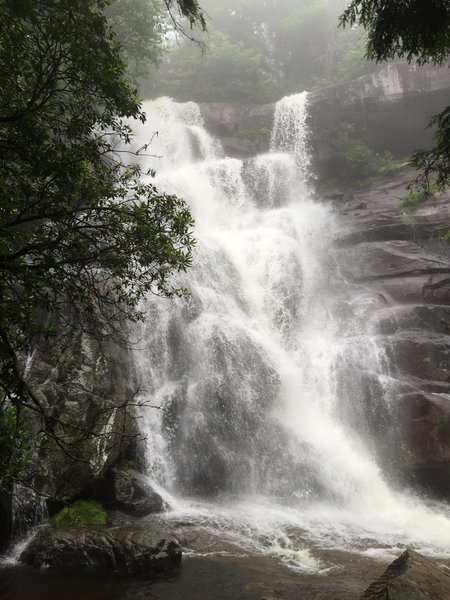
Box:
0, 552, 391, 600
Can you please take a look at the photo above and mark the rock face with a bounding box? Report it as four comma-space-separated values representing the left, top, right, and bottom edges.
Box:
309, 63, 450, 179
26, 321, 137, 502
199, 102, 274, 158
1, 317, 139, 550
361, 549, 450, 599
21, 524, 182, 575
333, 173, 450, 495
94, 466, 166, 516
199, 64, 450, 182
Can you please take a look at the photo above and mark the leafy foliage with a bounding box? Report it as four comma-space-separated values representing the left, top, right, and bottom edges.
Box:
340, 0, 450, 191
165, 0, 206, 31
151, 30, 276, 103
105, 0, 206, 85
411, 108, 450, 194
340, 0, 450, 64
0, 402, 31, 488
401, 183, 442, 206
51, 500, 107, 527
149, 0, 369, 103
106, 0, 169, 83
0, 0, 200, 491
328, 123, 398, 185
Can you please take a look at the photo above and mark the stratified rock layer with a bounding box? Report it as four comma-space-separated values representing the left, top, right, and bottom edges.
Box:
333, 173, 450, 495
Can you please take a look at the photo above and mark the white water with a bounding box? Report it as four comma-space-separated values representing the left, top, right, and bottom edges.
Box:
133, 94, 450, 572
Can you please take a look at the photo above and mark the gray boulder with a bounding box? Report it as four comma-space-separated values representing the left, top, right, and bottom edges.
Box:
21, 524, 181, 575
361, 549, 450, 599
110, 466, 165, 516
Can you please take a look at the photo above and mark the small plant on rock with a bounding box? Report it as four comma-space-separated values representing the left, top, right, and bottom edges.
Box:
51, 500, 107, 527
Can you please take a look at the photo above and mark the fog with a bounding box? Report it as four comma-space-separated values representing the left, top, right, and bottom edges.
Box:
141, 0, 370, 102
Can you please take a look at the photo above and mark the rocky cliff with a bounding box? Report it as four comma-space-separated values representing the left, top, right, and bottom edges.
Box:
309, 63, 450, 180
26, 322, 137, 503
199, 63, 450, 178
199, 66, 450, 498
333, 174, 450, 496
0, 318, 139, 549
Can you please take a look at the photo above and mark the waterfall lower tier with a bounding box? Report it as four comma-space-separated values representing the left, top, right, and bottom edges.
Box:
131, 94, 450, 572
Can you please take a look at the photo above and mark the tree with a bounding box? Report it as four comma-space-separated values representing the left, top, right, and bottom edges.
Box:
150, 0, 369, 103
151, 30, 276, 103
104, 0, 206, 85
340, 0, 450, 192
105, 0, 169, 84
0, 0, 204, 491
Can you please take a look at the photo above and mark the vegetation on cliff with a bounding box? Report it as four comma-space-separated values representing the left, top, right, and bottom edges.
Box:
0, 0, 203, 493
341, 0, 450, 193
326, 123, 399, 186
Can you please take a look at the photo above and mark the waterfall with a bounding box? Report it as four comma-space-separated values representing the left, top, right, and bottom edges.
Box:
133, 94, 450, 571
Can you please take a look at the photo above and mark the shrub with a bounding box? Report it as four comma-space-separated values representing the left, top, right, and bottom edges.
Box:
328, 123, 399, 185
401, 183, 442, 206
51, 500, 107, 527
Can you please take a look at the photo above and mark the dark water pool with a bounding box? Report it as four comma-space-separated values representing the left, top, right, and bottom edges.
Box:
0, 553, 390, 600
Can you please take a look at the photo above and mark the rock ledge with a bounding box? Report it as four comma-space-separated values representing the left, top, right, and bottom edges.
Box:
21, 524, 182, 575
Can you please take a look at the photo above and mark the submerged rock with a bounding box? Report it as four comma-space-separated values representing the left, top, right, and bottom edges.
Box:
21, 524, 181, 575
361, 549, 450, 599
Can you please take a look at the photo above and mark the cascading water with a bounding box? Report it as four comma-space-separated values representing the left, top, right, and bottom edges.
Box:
134, 94, 450, 571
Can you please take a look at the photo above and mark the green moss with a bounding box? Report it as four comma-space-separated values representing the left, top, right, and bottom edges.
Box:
51, 500, 107, 527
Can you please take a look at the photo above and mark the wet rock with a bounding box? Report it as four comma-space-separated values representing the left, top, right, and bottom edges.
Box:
374, 305, 450, 336
21, 524, 182, 575
382, 332, 450, 383
0, 492, 12, 551
93, 465, 166, 516
199, 102, 274, 158
331, 166, 450, 499
309, 63, 450, 180
337, 189, 450, 245
26, 317, 138, 503
110, 466, 165, 516
391, 391, 450, 496
370, 274, 450, 306
338, 240, 450, 283
361, 549, 450, 599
